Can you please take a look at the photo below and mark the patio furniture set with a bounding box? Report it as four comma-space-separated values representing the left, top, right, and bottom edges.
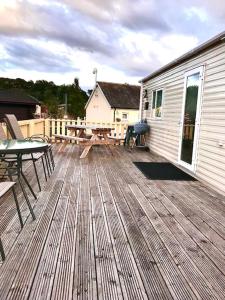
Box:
54, 121, 149, 155
54, 124, 117, 158
0, 117, 149, 262
0, 114, 55, 261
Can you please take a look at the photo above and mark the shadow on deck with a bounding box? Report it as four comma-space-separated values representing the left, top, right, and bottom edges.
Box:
1, 144, 225, 299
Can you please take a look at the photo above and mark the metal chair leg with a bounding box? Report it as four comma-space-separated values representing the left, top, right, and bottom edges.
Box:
11, 185, 23, 228
46, 151, 52, 173
49, 148, 55, 169
21, 171, 37, 200
41, 156, 48, 182
18, 178, 36, 220
0, 238, 5, 261
44, 153, 51, 177
31, 154, 41, 192
7, 167, 24, 228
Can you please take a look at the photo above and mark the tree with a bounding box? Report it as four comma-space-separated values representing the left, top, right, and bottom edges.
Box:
0, 77, 88, 118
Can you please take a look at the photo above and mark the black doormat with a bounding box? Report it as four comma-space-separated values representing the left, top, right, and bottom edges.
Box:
133, 162, 197, 181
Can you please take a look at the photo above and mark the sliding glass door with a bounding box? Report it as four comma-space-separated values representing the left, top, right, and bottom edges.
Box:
179, 67, 203, 171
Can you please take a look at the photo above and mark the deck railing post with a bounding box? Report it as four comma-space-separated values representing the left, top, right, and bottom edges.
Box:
29, 119, 35, 137
45, 119, 50, 138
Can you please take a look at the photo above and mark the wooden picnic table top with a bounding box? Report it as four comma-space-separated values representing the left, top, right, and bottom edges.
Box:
65, 124, 114, 131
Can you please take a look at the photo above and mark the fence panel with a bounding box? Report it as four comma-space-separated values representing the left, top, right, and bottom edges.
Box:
14, 118, 129, 142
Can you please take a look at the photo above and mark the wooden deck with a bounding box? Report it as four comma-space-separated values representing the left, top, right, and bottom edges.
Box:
1, 144, 225, 299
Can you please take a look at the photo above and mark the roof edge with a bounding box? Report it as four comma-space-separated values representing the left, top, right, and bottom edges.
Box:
84, 83, 111, 109
140, 31, 225, 83
97, 81, 140, 88
0, 100, 38, 105
84, 84, 97, 109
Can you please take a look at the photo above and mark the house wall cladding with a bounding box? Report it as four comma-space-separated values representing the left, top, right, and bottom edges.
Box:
142, 43, 225, 194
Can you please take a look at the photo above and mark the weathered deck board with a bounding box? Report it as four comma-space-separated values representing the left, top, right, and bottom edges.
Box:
94, 151, 148, 300
5, 148, 72, 299
73, 158, 97, 300
129, 183, 218, 300
1, 144, 225, 299
28, 194, 69, 300
113, 147, 225, 299
51, 147, 80, 300
102, 148, 197, 299
97, 149, 173, 299
90, 154, 124, 300
0, 145, 71, 297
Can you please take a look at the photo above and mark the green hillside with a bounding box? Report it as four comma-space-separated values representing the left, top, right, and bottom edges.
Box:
0, 77, 88, 118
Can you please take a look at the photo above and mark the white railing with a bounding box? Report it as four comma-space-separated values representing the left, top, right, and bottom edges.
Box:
13, 118, 129, 141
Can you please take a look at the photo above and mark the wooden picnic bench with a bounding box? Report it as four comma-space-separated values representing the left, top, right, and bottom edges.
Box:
54, 125, 115, 158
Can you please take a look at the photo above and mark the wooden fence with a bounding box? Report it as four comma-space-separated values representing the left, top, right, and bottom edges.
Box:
2, 118, 129, 141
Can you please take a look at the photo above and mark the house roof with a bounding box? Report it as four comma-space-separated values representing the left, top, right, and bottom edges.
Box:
0, 89, 40, 105
97, 81, 140, 109
140, 31, 225, 83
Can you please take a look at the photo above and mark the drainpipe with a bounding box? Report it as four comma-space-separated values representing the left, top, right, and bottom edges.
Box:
113, 108, 116, 122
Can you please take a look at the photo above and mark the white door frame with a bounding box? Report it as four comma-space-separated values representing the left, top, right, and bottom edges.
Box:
178, 66, 204, 172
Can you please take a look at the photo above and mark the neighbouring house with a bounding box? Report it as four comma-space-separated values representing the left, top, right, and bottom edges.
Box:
85, 81, 140, 123
140, 31, 225, 195
0, 89, 40, 121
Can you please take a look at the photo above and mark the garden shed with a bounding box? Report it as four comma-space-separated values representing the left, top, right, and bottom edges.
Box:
0, 89, 40, 121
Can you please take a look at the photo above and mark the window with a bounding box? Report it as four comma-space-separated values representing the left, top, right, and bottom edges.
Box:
152, 89, 163, 118
122, 113, 128, 120
144, 101, 149, 110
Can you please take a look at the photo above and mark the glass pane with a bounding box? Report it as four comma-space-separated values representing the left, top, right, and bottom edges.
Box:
156, 90, 162, 107
152, 91, 156, 108
156, 90, 162, 117
181, 72, 200, 165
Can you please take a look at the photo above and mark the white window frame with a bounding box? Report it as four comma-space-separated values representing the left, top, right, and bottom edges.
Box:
151, 89, 164, 119
122, 113, 128, 120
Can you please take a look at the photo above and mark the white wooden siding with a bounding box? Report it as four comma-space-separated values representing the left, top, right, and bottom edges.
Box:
142, 43, 225, 194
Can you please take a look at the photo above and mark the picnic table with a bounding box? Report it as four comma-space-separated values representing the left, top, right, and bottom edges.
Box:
54, 125, 115, 158
66, 124, 96, 138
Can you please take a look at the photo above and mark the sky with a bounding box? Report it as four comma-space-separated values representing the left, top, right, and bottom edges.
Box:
0, 0, 224, 90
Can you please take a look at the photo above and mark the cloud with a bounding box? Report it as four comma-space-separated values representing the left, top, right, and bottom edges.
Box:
63, 0, 170, 32
61, 0, 225, 37
0, 0, 224, 88
108, 32, 199, 77
0, 1, 115, 56
0, 39, 78, 73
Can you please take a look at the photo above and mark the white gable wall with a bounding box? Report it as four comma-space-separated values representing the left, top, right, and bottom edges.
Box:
86, 86, 113, 122
142, 43, 225, 194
